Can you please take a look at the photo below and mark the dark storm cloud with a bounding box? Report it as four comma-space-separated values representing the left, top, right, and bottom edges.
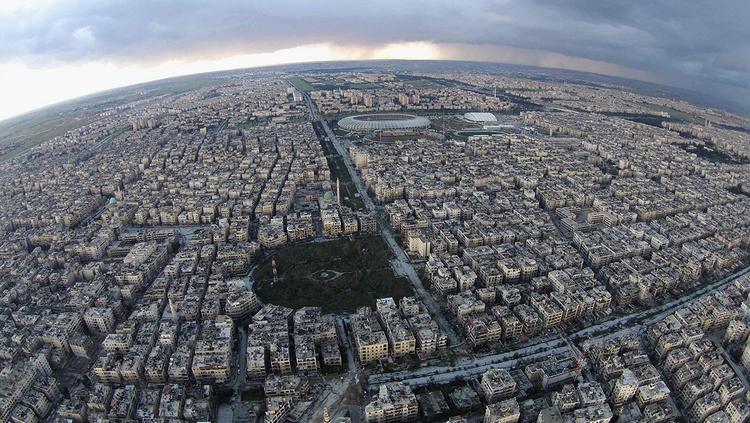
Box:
1, 0, 748, 104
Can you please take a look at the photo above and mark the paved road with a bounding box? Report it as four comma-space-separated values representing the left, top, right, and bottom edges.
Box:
216, 119, 228, 135
576, 263, 750, 343
303, 318, 360, 423
231, 326, 248, 423
336, 316, 357, 372
76, 202, 108, 228
370, 264, 750, 387
236, 327, 248, 391
716, 340, 750, 392
304, 93, 461, 347
369, 337, 568, 387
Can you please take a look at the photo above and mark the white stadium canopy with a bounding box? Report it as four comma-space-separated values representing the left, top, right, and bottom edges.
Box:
463, 112, 498, 123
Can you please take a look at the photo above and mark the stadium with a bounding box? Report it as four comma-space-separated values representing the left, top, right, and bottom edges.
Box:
337, 113, 431, 131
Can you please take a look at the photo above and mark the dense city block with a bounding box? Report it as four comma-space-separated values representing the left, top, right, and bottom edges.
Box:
1, 63, 750, 422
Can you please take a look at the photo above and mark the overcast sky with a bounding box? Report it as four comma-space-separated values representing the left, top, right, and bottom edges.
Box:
0, 0, 748, 120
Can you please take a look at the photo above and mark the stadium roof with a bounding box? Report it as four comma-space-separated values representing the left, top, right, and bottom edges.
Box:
464, 112, 498, 123
338, 114, 431, 131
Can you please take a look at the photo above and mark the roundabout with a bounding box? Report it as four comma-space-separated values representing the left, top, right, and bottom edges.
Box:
309, 269, 344, 282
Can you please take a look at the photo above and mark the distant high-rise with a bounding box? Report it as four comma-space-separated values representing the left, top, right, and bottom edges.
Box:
131, 117, 158, 131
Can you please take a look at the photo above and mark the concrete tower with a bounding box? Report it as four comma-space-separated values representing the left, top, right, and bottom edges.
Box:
168, 298, 179, 321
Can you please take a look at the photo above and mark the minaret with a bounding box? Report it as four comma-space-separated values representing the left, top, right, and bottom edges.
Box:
169, 298, 179, 321
336, 178, 341, 205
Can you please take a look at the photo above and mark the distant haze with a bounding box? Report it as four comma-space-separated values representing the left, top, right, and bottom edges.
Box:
0, 0, 748, 120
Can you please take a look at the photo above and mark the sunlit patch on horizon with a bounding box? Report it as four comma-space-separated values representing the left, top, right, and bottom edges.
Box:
0, 41, 655, 122
371, 42, 440, 60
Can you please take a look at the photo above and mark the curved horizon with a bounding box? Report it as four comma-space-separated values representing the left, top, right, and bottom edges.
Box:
2, 55, 746, 127
1, 0, 747, 122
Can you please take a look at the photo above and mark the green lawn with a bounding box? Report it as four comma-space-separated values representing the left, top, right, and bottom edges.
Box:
253, 237, 413, 313
0, 115, 96, 162
287, 77, 315, 92
313, 121, 365, 210
0, 75, 222, 163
